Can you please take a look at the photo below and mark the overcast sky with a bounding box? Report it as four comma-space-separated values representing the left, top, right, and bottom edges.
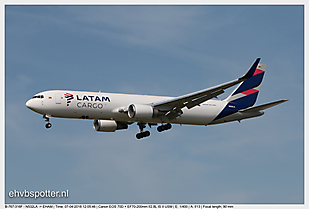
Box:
4, 5, 304, 205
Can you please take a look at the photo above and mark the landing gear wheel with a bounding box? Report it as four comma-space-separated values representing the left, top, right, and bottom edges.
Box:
144, 131, 150, 137
157, 123, 172, 132
157, 126, 164, 132
136, 133, 142, 139
166, 123, 172, 130
45, 123, 52, 129
136, 131, 150, 139
136, 123, 151, 139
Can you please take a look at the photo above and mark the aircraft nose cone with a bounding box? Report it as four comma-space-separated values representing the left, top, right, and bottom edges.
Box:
26, 99, 34, 110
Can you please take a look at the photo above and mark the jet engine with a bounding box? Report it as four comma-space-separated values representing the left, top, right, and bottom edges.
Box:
93, 120, 128, 132
127, 104, 155, 120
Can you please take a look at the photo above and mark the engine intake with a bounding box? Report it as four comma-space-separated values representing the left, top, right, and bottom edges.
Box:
128, 104, 154, 120
93, 120, 128, 132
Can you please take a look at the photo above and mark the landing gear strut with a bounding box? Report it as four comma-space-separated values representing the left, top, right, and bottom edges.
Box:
157, 123, 172, 132
43, 114, 52, 129
136, 122, 150, 140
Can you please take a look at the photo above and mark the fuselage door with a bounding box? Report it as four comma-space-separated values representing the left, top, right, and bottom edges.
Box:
55, 93, 61, 104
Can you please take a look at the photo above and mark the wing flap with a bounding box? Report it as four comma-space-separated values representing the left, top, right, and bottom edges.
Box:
153, 79, 242, 110
185, 89, 225, 109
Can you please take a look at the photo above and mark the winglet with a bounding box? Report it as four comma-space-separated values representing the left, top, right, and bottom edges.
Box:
238, 58, 261, 81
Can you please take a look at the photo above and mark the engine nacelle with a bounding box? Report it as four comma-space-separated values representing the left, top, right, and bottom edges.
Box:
128, 104, 154, 120
93, 120, 128, 132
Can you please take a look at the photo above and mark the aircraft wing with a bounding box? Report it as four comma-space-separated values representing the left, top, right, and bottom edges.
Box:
152, 58, 261, 120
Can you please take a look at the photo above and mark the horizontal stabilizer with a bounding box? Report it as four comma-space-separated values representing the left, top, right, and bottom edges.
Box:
239, 99, 288, 113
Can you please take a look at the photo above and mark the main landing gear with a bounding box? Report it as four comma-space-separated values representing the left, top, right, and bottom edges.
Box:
157, 123, 172, 132
136, 131, 150, 139
43, 114, 52, 129
136, 123, 150, 140
136, 123, 172, 139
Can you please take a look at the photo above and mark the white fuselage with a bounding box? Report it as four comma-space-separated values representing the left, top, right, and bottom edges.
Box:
26, 90, 228, 126
25, 59, 285, 138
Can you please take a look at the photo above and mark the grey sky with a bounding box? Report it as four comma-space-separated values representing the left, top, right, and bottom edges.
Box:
4, 5, 304, 205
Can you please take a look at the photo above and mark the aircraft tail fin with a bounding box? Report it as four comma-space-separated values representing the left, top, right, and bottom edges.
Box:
224, 63, 266, 108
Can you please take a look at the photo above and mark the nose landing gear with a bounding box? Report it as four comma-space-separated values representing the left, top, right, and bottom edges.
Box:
43, 114, 52, 129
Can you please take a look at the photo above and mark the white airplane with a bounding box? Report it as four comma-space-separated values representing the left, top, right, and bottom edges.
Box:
26, 58, 287, 139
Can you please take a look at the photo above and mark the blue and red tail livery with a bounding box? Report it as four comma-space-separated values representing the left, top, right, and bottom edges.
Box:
226, 64, 266, 107
213, 63, 266, 121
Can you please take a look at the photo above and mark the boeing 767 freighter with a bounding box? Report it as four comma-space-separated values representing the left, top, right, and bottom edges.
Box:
26, 58, 287, 139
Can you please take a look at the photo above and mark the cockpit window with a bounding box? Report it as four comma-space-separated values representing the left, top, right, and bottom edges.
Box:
32, 95, 44, 99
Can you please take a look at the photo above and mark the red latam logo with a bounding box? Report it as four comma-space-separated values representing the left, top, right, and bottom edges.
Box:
64, 93, 74, 106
